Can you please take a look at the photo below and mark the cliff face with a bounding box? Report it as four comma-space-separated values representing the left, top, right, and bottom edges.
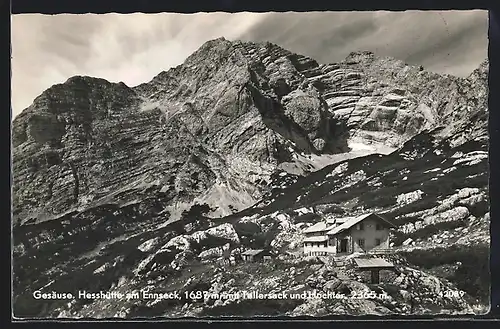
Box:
13, 38, 348, 223
12, 38, 487, 224
12, 38, 489, 318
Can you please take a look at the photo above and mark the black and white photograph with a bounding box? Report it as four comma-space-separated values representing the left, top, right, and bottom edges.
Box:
11, 10, 490, 318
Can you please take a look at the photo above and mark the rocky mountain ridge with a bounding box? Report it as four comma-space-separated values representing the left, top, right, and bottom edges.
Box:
12, 37, 487, 224
12, 37, 489, 318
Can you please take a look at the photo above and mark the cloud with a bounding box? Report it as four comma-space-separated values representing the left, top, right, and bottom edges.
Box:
11, 13, 267, 116
11, 11, 488, 118
238, 10, 488, 76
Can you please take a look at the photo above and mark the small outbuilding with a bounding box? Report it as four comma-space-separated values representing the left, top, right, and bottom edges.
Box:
241, 249, 271, 262
354, 257, 395, 284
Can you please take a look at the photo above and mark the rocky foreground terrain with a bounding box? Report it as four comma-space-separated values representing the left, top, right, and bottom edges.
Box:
12, 37, 489, 318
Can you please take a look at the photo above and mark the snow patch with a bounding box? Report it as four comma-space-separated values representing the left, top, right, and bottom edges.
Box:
139, 99, 160, 112
399, 168, 411, 176
347, 138, 396, 155
367, 176, 382, 187
401, 150, 419, 161
165, 236, 191, 251
138, 237, 161, 252
442, 167, 457, 174
348, 141, 375, 152
452, 151, 487, 166
326, 162, 349, 178
205, 223, 240, 243
93, 264, 108, 274
240, 214, 260, 222
338, 170, 367, 190
397, 190, 424, 206
294, 207, 314, 215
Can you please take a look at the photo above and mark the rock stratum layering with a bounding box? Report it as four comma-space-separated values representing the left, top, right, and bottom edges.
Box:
12, 37, 489, 318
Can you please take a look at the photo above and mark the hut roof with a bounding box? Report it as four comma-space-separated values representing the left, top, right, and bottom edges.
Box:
241, 249, 265, 256
327, 213, 394, 236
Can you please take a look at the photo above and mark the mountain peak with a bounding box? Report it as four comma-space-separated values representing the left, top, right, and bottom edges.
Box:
62, 75, 130, 88
344, 50, 376, 62
468, 59, 489, 78
64, 75, 105, 84
182, 36, 235, 64
212, 36, 227, 42
185, 37, 295, 65
199, 36, 231, 49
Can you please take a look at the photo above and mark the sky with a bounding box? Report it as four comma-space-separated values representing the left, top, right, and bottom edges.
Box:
11, 10, 488, 118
